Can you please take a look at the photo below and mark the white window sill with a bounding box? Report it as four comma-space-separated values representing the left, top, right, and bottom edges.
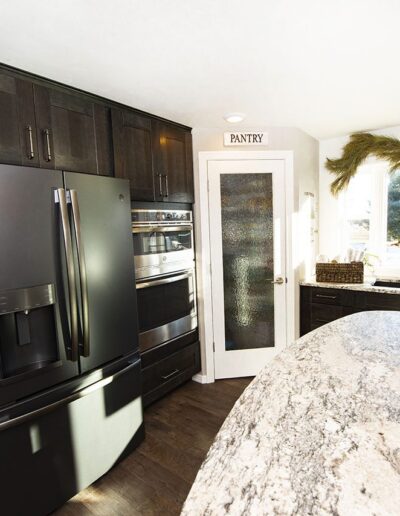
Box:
374, 266, 400, 280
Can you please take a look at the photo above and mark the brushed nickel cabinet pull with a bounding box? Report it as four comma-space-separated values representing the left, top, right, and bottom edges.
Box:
26, 125, 34, 159
163, 174, 169, 197
43, 129, 52, 161
315, 294, 337, 300
161, 369, 180, 380
158, 173, 163, 197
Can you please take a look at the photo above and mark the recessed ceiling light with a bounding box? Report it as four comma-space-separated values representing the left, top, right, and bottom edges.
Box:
224, 112, 245, 123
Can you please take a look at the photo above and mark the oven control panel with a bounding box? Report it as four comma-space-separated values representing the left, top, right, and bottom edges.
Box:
132, 209, 192, 224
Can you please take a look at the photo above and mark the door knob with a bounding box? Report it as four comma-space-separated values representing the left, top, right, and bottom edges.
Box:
271, 277, 285, 285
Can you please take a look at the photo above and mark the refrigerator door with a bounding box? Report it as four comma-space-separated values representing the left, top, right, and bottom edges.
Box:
64, 172, 139, 373
0, 165, 79, 407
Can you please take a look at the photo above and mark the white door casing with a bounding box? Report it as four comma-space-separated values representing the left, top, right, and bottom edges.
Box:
207, 159, 286, 378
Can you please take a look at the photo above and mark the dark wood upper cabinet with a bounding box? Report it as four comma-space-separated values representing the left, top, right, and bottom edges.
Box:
0, 71, 39, 167
33, 86, 113, 175
0, 65, 194, 199
111, 109, 155, 201
111, 111, 194, 203
153, 121, 194, 203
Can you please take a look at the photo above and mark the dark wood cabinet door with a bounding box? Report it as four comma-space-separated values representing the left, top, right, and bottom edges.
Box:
34, 86, 113, 175
300, 285, 400, 337
112, 109, 154, 201
141, 340, 200, 407
153, 122, 194, 203
0, 72, 39, 167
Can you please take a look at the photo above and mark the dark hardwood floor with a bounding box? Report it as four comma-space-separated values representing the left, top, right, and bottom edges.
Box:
55, 378, 252, 516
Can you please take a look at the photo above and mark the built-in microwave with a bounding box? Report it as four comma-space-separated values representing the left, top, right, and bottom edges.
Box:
132, 209, 194, 280
132, 209, 197, 353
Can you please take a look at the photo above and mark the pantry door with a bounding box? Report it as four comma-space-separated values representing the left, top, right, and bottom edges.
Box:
208, 159, 286, 379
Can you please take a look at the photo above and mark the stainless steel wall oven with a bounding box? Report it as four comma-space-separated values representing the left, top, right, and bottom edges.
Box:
132, 209, 197, 353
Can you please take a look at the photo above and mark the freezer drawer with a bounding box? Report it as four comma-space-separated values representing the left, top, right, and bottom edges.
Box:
0, 358, 144, 516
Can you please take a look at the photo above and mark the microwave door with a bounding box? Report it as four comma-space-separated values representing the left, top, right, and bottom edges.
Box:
132, 225, 194, 279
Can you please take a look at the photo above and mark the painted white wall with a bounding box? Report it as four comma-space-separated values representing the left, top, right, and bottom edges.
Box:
192, 127, 319, 379
319, 124, 400, 258
2, 1, 400, 139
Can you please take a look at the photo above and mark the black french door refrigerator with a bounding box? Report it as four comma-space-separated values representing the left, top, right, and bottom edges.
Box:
0, 165, 144, 515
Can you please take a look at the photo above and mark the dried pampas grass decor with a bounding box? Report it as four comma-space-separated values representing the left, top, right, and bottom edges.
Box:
326, 132, 400, 195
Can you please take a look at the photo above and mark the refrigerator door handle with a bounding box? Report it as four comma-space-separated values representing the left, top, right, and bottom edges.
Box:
70, 189, 90, 358
56, 188, 79, 362
0, 359, 140, 432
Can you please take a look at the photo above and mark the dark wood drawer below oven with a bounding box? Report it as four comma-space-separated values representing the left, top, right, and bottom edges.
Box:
141, 341, 200, 407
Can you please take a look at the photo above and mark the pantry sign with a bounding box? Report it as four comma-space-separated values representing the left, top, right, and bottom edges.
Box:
224, 131, 268, 146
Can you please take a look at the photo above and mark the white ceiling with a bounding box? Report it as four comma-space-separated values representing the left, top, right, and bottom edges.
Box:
1, 0, 399, 139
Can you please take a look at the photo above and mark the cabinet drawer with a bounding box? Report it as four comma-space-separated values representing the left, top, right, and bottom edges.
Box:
140, 330, 198, 369
311, 288, 354, 306
311, 303, 343, 327
358, 292, 400, 311
141, 341, 200, 407
302, 284, 400, 337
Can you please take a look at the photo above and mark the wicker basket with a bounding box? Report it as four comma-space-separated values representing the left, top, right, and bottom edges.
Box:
315, 262, 364, 284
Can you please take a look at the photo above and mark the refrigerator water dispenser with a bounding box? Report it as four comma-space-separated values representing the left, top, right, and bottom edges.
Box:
0, 284, 58, 378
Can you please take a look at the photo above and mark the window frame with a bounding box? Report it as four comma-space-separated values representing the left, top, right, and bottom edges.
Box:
340, 161, 400, 278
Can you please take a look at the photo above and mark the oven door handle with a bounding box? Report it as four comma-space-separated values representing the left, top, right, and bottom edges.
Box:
136, 271, 192, 290
132, 225, 192, 234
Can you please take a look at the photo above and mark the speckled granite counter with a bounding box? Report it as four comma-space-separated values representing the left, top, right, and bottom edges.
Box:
300, 278, 400, 295
181, 311, 400, 516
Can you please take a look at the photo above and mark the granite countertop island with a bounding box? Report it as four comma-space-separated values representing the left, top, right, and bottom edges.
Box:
182, 311, 400, 516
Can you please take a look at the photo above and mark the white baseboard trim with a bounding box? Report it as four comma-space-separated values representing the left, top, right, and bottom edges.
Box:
192, 373, 211, 384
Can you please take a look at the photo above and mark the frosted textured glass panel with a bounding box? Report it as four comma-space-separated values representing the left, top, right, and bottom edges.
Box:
220, 173, 274, 351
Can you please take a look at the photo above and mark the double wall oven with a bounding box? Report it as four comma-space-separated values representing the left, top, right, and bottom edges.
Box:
132, 209, 197, 353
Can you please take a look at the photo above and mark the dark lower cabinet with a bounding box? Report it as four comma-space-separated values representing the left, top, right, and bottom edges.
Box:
300, 285, 400, 336
141, 333, 200, 407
